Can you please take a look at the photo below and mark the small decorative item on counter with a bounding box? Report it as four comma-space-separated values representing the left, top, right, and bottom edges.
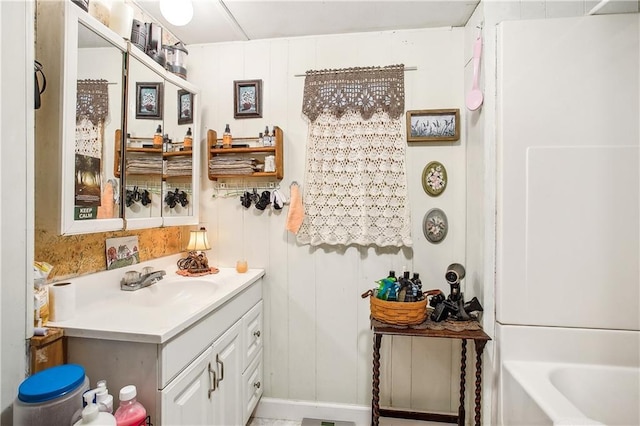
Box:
223, 124, 232, 148
183, 127, 192, 149
236, 260, 248, 274
114, 385, 147, 426
153, 125, 163, 148
33, 261, 54, 327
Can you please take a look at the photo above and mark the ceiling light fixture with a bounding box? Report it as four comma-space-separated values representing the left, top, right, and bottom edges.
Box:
159, 0, 193, 26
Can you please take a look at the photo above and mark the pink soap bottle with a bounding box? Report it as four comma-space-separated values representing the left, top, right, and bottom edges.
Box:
114, 385, 147, 426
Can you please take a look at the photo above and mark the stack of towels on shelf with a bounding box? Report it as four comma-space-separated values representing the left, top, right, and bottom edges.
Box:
165, 157, 192, 177
126, 155, 163, 174
209, 155, 258, 175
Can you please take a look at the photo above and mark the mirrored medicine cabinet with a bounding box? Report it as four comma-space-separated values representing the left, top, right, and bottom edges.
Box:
35, 1, 199, 236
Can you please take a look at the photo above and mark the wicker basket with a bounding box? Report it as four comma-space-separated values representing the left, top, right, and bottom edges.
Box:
362, 289, 427, 325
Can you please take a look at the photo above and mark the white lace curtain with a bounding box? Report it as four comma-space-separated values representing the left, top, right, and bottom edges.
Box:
298, 65, 412, 247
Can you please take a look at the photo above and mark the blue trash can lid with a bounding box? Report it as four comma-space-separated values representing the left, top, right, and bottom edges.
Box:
18, 364, 86, 403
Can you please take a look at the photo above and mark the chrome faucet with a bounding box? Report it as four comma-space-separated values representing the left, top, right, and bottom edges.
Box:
120, 270, 166, 291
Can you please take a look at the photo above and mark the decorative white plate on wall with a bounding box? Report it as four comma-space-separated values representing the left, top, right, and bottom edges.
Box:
422, 161, 447, 197
423, 208, 448, 243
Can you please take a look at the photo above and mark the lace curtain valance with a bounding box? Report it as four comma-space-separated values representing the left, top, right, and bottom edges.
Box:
297, 65, 412, 248
76, 79, 109, 124
302, 64, 405, 121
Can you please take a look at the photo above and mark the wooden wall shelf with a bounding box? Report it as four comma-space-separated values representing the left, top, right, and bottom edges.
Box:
114, 129, 193, 179
207, 127, 284, 181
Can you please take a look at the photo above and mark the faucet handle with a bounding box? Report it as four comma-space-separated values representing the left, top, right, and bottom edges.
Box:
142, 266, 154, 276
123, 270, 140, 284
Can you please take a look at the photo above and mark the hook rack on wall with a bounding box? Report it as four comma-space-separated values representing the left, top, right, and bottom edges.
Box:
212, 181, 280, 198
126, 181, 162, 195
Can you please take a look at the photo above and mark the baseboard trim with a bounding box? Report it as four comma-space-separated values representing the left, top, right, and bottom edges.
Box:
253, 397, 371, 424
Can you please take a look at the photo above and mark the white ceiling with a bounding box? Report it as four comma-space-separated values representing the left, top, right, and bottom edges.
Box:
132, 0, 640, 46
132, 0, 481, 46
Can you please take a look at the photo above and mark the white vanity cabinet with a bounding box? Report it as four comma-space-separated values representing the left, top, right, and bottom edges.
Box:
66, 275, 263, 425
162, 301, 263, 425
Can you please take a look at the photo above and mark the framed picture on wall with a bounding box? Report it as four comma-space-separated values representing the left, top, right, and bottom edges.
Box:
406, 109, 460, 142
177, 89, 193, 125
136, 82, 163, 119
233, 79, 262, 119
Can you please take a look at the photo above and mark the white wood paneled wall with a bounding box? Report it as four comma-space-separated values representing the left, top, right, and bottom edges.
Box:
189, 27, 467, 411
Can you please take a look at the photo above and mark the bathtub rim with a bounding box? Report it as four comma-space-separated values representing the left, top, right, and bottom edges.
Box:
502, 360, 640, 426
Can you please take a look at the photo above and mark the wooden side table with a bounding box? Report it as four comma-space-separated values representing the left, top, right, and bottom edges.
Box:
371, 318, 490, 426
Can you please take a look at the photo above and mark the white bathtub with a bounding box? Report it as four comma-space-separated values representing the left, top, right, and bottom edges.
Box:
502, 360, 639, 425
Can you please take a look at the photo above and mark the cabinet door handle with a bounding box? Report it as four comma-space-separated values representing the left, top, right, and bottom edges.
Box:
253, 381, 261, 389
216, 353, 224, 384
208, 362, 217, 398
253, 330, 261, 338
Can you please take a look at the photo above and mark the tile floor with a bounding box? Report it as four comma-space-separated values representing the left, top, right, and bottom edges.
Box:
248, 418, 440, 426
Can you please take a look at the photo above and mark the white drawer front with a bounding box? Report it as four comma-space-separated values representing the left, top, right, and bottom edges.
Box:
242, 300, 263, 370
242, 348, 263, 425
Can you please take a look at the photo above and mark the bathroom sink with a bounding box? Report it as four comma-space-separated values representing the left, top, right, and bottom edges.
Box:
125, 279, 218, 308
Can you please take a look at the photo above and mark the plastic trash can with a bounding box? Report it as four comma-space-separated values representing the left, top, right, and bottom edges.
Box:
13, 364, 90, 425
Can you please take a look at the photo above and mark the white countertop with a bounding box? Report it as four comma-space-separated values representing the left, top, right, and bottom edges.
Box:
47, 260, 265, 344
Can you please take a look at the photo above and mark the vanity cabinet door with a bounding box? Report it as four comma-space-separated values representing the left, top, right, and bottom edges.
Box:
161, 346, 214, 425
211, 320, 243, 426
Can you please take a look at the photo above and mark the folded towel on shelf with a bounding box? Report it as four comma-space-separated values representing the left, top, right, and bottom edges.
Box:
209, 155, 258, 175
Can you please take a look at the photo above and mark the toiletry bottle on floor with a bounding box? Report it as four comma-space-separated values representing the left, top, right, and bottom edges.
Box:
114, 385, 146, 426
73, 392, 116, 425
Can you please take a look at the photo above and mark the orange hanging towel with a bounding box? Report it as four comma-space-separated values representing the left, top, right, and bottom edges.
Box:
96, 180, 114, 219
286, 182, 304, 234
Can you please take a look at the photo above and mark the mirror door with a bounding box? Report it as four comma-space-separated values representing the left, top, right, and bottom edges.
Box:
122, 50, 165, 229
75, 22, 125, 224
162, 81, 195, 223
123, 47, 199, 229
